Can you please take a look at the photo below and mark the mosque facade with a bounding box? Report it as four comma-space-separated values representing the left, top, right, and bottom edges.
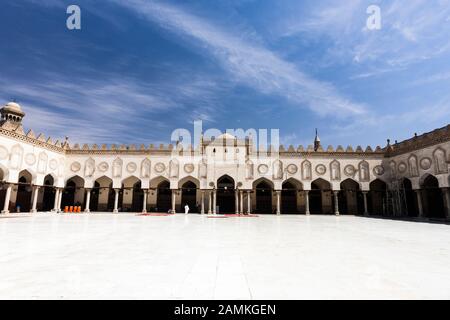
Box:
0, 101, 449, 219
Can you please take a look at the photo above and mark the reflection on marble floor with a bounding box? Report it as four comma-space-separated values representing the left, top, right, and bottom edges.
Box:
1, 213, 450, 300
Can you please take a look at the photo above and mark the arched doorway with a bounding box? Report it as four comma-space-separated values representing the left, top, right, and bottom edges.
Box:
15, 170, 33, 212
90, 176, 114, 212
339, 179, 363, 215
61, 176, 85, 209
181, 181, 197, 213
310, 178, 332, 214
254, 180, 273, 214
156, 180, 171, 212
131, 181, 144, 212
421, 175, 445, 219
217, 175, 235, 214
368, 179, 387, 216
41, 175, 56, 212
282, 179, 302, 214
402, 178, 417, 217
120, 177, 141, 212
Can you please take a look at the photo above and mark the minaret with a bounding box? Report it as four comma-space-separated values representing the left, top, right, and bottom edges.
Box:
314, 128, 321, 152
0, 101, 26, 131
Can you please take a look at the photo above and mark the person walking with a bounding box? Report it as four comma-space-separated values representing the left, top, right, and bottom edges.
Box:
184, 204, 190, 215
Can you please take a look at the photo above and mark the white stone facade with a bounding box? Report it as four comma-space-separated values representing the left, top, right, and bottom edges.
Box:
0, 102, 449, 218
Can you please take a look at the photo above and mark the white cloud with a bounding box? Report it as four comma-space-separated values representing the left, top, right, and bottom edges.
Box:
110, 0, 367, 118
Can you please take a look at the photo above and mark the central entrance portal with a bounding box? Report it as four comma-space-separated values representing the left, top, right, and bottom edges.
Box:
217, 175, 235, 214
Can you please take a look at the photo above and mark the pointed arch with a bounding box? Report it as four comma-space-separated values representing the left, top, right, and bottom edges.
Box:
9, 144, 24, 170
140, 158, 151, 178
310, 178, 332, 215
433, 147, 448, 174
112, 157, 123, 178
169, 159, 180, 178
339, 178, 363, 215
281, 178, 302, 214
178, 176, 200, 189
37, 151, 48, 174
420, 174, 445, 218
330, 160, 341, 181
358, 160, 370, 182
408, 154, 419, 177
301, 160, 312, 180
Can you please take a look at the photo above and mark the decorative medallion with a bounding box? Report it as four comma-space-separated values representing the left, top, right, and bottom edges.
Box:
49, 159, 58, 170
25, 153, 36, 166
70, 161, 81, 173
0, 146, 8, 160
126, 162, 137, 173
155, 162, 166, 173
420, 157, 432, 170
344, 165, 356, 177
398, 162, 407, 174
98, 162, 109, 173
258, 164, 269, 175
315, 164, 327, 175
373, 165, 384, 176
184, 163, 195, 174
287, 164, 298, 175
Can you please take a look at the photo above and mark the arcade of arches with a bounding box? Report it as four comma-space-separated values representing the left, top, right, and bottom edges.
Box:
1, 170, 449, 220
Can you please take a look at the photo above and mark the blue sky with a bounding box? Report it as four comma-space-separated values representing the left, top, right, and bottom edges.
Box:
1, 0, 450, 148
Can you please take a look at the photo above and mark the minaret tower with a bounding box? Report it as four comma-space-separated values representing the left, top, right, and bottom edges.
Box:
0, 101, 26, 131
314, 128, 321, 152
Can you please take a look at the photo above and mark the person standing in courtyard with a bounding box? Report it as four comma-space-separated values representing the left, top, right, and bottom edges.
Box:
184, 204, 189, 215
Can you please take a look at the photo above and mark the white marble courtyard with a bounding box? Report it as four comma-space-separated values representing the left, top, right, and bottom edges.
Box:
1, 213, 450, 300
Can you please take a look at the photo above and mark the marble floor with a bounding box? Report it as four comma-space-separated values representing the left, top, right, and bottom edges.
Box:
1, 213, 450, 300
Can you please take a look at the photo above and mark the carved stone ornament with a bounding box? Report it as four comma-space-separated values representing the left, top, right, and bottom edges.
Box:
49, 159, 58, 170
184, 163, 195, 174
344, 165, 356, 177
98, 162, 109, 173
420, 157, 432, 170
155, 162, 166, 173
287, 164, 298, 175
315, 164, 327, 175
373, 165, 384, 176
71, 162, 81, 173
398, 162, 407, 174
258, 164, 269, 175
127, 162, 137, 174
25, 153, 36, 165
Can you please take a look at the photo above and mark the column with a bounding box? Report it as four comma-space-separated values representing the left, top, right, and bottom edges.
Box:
276, 190, 281, 215
212, 190, 217, 214
53, 188, 60, 212
30, 186, 40, 213
362, 191, 369, 216
201, 191, 205, 215
333, 191, 340, 216
442, 188, 450, 219
57, 188, 63, 213
240, 191, 244, 215
304, 191, 310, 215
171, 190, 177, 213
208, 190, 212, 214
235, 190, 239, 214
1, 184, 12, 214
113, 188, 120, 213
247, 191, 251, 215
142, 189, 148, 213
415, 190, 423, 218
85, 189, 91, 213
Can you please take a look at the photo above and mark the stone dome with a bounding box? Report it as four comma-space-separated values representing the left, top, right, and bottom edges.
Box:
217, 133, 236, 140
2, 102, 25, 116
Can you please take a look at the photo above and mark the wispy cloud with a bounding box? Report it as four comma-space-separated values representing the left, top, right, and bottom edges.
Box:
0, 71, 224, 143
278, 0, 450, 68
110, 0, 367, 118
